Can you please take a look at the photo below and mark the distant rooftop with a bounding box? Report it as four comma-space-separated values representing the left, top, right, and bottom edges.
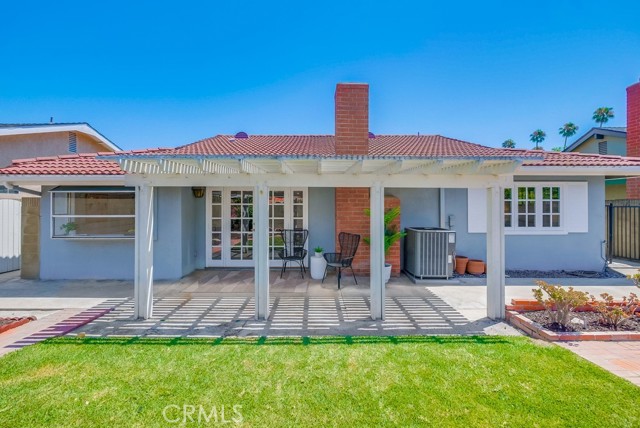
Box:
564, 126, 627, 153
0, 122, 121, 151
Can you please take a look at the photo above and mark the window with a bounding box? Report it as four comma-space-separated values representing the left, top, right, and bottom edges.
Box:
504, 184, 561, 231
51, 188, 135, 238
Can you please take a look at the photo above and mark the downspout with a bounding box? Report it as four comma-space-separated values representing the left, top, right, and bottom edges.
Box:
439, 188, 446, 229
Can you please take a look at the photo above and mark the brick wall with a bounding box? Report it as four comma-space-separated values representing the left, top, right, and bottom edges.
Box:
335, 83, 369, 156
21, 197, 40, 279
627, 81, 640, 199
334, 188, 401, 276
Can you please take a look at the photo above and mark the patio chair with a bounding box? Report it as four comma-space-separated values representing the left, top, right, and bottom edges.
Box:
277, 229, 309, 278
322, 232, 360, 289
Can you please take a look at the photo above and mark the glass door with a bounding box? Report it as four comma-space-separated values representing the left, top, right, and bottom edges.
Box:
229, 189, 254, 266
206, 187, 307, 267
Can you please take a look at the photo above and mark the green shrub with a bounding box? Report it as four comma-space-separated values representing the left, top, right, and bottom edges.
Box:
590, 292, 639, 330
628, 269, 640, 289
532, 281, 589, 328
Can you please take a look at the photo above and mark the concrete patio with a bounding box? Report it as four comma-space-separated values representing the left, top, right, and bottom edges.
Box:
2, 264, 638, 338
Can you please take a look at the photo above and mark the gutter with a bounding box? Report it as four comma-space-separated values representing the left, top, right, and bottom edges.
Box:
2, 182, 42, 196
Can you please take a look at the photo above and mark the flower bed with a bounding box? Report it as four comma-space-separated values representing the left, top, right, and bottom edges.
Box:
0, 317, 35, 334
506, 300, 640, 341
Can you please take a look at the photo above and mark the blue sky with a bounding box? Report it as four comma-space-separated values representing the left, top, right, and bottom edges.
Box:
1, 1, 640, 150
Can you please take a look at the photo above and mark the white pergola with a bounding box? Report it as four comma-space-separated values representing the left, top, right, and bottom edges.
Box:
111, 154, 534, 322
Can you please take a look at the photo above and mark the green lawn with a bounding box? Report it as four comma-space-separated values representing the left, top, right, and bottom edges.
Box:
0, 336, 638, 427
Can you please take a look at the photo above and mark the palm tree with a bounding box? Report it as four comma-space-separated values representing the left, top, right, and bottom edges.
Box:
502, 139, 516, 149
592, 107, 614, 128
558, 122, 579, 150
529, 129, 546, 150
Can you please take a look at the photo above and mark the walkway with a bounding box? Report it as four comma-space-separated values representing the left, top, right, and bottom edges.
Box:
559, 341, 640, 387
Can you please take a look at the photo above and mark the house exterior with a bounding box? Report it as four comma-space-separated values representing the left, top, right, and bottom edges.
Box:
564, 127, 627, 200
2, 82, 640, 322
0, 122, 119, 275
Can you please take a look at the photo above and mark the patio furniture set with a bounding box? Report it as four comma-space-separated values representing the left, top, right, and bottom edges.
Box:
277, 229, 360, 289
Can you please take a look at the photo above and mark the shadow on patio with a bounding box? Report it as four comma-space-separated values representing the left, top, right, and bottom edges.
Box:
69, 269, 515, 337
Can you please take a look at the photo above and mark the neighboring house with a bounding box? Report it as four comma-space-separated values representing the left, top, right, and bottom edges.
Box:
564, 127, 628, 199
0, 122, 119, 275
2, 82, 640, 322
564, 80, 640, 200
0, 123, 120, 168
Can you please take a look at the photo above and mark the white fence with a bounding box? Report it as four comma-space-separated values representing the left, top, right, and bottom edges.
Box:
0, 199, 21, 273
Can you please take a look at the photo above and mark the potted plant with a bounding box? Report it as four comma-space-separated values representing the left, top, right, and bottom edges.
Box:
60, 222, 78, 236
364, 206, 406, 283
314, 246, 323, 257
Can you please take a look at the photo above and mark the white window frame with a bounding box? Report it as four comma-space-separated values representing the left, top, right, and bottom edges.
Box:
504, 182, 566, 235
50, 188, 135, 240
205, 187, 308, 267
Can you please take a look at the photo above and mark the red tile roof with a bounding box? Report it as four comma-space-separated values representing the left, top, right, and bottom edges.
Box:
0, 135, 639, 175
0, 149, 171, 175
174, 135, 335, 156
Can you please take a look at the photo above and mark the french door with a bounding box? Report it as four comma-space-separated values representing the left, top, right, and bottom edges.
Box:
205, 187, 308, 267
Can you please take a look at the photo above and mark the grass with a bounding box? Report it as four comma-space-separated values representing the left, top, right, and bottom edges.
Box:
0, 336, 638, 427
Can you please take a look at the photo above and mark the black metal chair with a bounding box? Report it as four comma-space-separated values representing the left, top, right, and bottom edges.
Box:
322, 232, 360, 289
277, 229, 309, 278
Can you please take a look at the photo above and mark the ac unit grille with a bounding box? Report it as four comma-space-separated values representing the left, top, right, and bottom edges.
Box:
404, 227, 455, 279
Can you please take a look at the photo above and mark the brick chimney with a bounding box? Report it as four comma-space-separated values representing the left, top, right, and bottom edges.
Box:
627, 80, 640, 199
335, 83, 369, 155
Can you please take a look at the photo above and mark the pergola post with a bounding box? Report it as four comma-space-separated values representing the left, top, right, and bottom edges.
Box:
486, 185, 505, 319
254, 182, 270, 320
370, 182, 385, 320
134, 184, 154, 319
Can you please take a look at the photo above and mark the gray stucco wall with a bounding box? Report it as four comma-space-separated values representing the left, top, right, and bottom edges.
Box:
308, 188, 335, 254
386, 188, 441, 269
444, 176, 606, 270
40, 187, 202, 280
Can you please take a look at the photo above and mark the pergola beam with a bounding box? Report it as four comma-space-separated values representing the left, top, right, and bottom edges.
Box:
345, 160, 363, 175
374, 160, 403, 175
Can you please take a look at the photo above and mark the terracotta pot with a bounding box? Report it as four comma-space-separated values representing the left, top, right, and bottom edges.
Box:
454, 256, 469, 275
466, 259, 485, 275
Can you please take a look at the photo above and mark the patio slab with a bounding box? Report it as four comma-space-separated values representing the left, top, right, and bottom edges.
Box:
69, 290, 520, 337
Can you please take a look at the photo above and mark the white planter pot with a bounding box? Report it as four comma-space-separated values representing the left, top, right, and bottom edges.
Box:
384, 263, 392, 283
314, 251, 323, 258
310, 256, 327, 280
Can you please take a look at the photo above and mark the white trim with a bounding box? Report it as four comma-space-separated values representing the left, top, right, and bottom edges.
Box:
0, 124, 120, 151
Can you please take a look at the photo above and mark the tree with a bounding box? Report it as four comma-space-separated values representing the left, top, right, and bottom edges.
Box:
558, 122, 578, 150
529, 129, 546, 150
592, 107, 614, 128
502, 139, 516, 148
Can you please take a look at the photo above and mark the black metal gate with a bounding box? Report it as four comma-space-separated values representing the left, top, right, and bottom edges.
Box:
606, 200, 640, 261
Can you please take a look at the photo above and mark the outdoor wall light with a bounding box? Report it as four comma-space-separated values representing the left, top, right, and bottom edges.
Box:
191, 187, 205, 198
